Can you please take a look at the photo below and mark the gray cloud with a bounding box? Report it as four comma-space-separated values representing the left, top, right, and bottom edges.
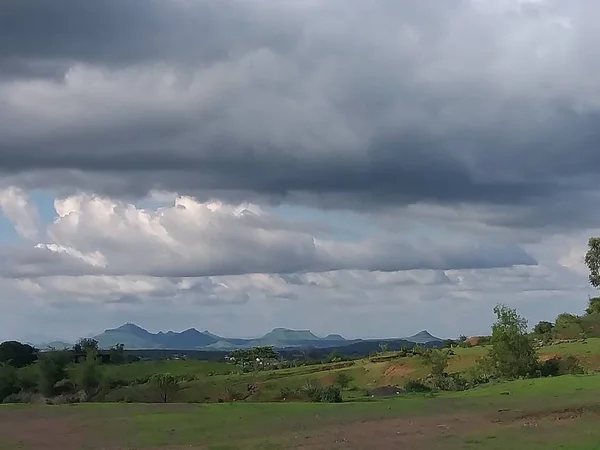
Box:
1, 0, 600, 232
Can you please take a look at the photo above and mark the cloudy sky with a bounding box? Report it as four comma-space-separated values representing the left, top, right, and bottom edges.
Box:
0, 0, 598, 343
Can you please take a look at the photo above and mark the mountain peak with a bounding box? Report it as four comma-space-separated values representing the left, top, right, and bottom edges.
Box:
405, 330, 442, 343
115, 323, 148, 333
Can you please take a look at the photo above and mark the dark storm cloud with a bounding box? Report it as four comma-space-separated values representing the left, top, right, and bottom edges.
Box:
1, 0, 600, 227
0, 0, 297, 68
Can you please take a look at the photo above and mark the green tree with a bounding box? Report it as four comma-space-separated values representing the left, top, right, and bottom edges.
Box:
76, 350, 103, 399
0, 341, 38, 368
585, 237, 600, 288
533, 321, 554, 335
108, 344, 126, 364
488, 305, 537, 379
420, 349, 449, 377
150, 373, 179, 403
586, 297, 600, 315
73, 338, 99, 357
37, 351, 70, 396
0, 363, 19, 401
334, 372, 353, 389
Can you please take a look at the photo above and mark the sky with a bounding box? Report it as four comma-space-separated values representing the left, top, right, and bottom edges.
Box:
0, 0, 599, 343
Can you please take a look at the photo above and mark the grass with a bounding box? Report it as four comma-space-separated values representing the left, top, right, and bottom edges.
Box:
3, 373, 600, 449
5, 338, 600, 448
96, 338, 600, 403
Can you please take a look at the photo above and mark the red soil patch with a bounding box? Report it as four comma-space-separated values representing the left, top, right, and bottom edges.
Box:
538, 353, 562, 362
381, 363, 415, 383
464, 336, 481, 346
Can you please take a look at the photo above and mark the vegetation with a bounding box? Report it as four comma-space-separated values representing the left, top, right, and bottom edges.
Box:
36, 351, 70, 397
150, 373, 179, 403
487, 304, 538, 379
0, 341, 37, 368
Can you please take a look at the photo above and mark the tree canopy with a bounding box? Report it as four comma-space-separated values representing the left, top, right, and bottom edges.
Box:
488, 304, 537, 379
585, 237, 600, 288
0, 341, 38, 368
586, 297, 600, 315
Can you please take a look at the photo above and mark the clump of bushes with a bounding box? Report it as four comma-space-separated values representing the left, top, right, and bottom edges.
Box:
278, 380, 343, 403
404, 380, 431, 393
537, 355, 584, 377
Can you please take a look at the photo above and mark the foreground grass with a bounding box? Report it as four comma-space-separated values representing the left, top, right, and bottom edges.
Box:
3, 373, 600, 449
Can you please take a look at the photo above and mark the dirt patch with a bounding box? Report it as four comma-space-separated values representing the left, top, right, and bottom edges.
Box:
284, 412, 497, 450
0, 415, 90, 449
538, 353, 562, 362
512, 404, 600, 426
381, 363, 414, 383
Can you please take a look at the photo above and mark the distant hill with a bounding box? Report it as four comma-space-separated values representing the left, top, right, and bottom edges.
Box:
404, 330, 443, 344
324, 334, 346, 341
260, 328, 321, 342
94, 324, 218, 349
91, 323, 440, 350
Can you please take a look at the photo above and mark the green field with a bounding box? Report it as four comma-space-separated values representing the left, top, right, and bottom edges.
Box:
2, 373, 600, 449
93, 338, 600, 403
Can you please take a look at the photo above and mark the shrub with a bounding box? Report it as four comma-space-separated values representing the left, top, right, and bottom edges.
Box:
223, 388, 244, 402
76, 352, 103, 399
150, 373, 179, 403
334, 372, 353, 390
560, 355, 585, 375
37, 351, 70, 396
0, 363, 19, 401
404, 380, 431, 393
420, 349, 449, 377
318, 385, 343, 403
2, 391, 37, 404
54, 378, 76, 395
537, 355, 584, 377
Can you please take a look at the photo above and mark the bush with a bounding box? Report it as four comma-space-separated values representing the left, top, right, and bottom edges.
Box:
404, 380, 431, 393
538, 355, 584, 377
150, 373, 179, 403
0, 364, 19, 401
2, 391, 38, 404
37, 351, 70, 396
318, 385, 343, 403
334, 372, 353, 389
425, 373, 469, 392
223, 388, 244, 402
75, 353, 103, 399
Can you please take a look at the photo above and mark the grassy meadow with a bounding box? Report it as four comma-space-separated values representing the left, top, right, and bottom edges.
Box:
2, 372, 600, 449
1, 337, 600, 449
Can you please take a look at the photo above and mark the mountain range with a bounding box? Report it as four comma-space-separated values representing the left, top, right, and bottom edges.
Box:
90, 323, 443, 350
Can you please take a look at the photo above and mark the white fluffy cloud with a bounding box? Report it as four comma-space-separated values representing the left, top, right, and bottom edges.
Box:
1, 191, 535, 281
